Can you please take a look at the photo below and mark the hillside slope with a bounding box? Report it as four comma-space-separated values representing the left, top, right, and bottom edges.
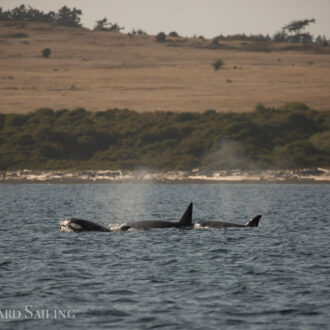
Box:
1, 21, 330, 113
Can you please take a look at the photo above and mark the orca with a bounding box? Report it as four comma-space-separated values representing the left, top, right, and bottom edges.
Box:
197, 215, 262, 228
60, 218, 111, 232
121, 202, 193, 230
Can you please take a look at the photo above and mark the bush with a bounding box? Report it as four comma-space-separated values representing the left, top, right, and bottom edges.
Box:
168, 31, 179, 37
310, 131, 330, 153
130, 29, 147, 36
42, 48, 51, 58
94, 18, 124, 32
155, 32, 166, 42
212, 59, 224, 71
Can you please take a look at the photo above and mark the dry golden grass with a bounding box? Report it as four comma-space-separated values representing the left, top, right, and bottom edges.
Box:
1, 21, 330, 113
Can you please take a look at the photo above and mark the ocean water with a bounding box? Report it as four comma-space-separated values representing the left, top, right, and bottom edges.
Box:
0, 183, 329, 330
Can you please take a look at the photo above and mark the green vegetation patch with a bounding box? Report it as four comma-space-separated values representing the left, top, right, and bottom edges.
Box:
0, 103, 330, 170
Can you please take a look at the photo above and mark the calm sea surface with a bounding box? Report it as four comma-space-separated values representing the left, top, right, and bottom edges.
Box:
0, 184, 329, 329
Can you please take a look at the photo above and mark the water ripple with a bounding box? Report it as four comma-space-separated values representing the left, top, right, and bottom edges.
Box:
0, 184, 329, 329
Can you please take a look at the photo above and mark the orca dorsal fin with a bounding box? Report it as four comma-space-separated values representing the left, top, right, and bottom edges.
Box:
245, 215, 262, 227
178, 202, 193, 227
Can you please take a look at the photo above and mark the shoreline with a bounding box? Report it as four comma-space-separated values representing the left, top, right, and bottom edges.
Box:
1, 168, 330, 184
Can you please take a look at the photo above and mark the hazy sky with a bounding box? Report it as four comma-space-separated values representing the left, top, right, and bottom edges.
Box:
1, 0, 330, 38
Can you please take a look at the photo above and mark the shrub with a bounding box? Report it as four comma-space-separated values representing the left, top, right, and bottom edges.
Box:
130, 29, 147, 36
212, 59, 224, 71
169, 31, 179, 37
155, 32, 166, 42
283, 102, 309, 112
94, 18, 124, 32
42, 48, 51, 58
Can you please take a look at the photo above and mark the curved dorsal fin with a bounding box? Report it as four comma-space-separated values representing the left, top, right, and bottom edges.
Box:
245, 215, 262, 227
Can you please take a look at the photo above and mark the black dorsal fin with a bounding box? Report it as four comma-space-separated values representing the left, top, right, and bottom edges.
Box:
178, 202, 193, 227
245, 215, 262, 227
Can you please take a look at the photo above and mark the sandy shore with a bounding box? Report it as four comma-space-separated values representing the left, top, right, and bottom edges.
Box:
1, 168, 330, 184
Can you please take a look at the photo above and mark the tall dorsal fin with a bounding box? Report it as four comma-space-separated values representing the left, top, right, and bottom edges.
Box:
178, 202, 193, 226
245, 215, 262, 227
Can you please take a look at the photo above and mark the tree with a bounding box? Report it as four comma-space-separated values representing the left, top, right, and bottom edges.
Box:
281, 19, 315, 43
55, 6, 82, 27
273, 31, 288, 42
169, 31, 179, 37
94, 18, 124, 32
10, 4, 28, 21
155, 32, 166, 42
282, 19, 315, 34
315, 35, 329, 46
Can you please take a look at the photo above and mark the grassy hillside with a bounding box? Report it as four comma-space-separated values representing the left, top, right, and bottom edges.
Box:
1, 21, 330, 114
1, 103, 330, 170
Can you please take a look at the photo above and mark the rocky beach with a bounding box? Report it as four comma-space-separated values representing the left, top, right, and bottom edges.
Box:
1, 168, 330, 183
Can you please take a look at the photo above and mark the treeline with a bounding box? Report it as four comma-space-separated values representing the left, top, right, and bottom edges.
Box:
212, 19, 329, 46
1, 5, 329, 46
0, 103, 330, 170
0, 4, 82, 27
0, 5, 125, 32
212, 33, 330, 46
